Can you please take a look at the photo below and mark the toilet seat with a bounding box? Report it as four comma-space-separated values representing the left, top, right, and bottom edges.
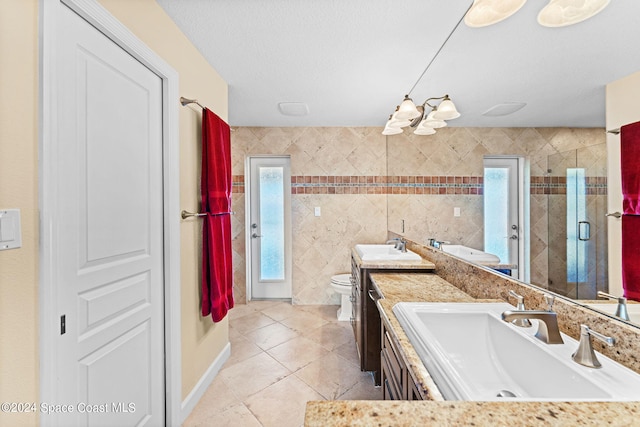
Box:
331, 274, 351, 287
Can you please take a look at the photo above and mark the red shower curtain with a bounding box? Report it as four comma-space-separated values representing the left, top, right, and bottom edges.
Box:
620, 121, 640, 301
201, 108, 234, 322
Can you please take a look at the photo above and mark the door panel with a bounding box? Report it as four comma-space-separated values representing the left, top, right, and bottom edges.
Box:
484, 157, 520, 276
248, 157, 292, 299
56, 4, 164, 426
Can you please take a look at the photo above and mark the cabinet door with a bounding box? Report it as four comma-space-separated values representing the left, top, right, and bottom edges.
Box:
408, 378, 424, 401
351, 257, 363, 367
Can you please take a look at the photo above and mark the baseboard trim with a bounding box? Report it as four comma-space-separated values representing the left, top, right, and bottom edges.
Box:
180, 342, 231, 424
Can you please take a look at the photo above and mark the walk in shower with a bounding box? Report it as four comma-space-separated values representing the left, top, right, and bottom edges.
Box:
546, 143, 608, 300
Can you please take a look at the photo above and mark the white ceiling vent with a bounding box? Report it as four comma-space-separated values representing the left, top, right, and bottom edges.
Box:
482, 102, 527, 117
278, 102, 309, 116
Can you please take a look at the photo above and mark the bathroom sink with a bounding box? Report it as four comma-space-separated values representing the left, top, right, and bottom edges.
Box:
393, 302, 640, 401
440, 244, 500, 263
586, 303, 640, 324
354, 244, 421, 261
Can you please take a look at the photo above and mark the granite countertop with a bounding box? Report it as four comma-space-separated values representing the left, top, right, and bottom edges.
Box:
304, 272, 640, 426
351, 249, 436, 270
305, 400, 640, 427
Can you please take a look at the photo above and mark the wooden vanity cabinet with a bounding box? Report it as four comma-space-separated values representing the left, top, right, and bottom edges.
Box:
351, 254, 434, 386
381, 320, 423, 400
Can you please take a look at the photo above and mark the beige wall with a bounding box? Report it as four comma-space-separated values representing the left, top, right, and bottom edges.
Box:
0, 3, 230, 423
97, 0, 229, 400
0, 0, 39, 426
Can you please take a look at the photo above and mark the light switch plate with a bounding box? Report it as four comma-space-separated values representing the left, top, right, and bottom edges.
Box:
0, 209, 22, 250
454, 207, 461, 217
314, 207, 321, 217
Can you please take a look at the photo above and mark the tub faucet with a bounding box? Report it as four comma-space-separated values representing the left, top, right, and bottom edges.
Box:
501, 296, 564, 345
571, 324, 615, 368
434, 240, 450, 250
597, 291, 630, 321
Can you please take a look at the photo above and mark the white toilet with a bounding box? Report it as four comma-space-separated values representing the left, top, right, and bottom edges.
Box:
330, 274, 353, 321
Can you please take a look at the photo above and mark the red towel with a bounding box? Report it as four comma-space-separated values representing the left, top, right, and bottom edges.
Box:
621, 121, 640, 215
622, 215, 640, 302
201, 108, 234, 322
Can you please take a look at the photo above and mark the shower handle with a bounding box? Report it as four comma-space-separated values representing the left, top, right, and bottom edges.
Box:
578, 221, 591, 241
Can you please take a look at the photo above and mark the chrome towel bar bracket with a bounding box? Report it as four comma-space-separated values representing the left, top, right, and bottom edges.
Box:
181, 210, 235, 220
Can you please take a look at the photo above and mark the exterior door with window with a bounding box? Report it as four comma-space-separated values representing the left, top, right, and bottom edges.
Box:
247, 156, 292, 299
484, 157, 523, 279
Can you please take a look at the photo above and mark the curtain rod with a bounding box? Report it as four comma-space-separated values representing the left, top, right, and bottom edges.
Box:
180, 96, 205, 109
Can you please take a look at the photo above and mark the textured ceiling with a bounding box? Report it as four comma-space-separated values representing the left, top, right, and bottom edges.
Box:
156, 0, 640, 128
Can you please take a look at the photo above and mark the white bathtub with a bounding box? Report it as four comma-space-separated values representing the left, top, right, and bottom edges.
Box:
441, 244, 500, 263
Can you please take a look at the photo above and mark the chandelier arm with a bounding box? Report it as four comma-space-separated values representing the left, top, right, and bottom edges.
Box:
406, 1, 473, 96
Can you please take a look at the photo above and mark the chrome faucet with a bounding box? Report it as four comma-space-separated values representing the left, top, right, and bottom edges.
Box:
386, 238, 407, 252
501, 295, 563, 344
434, 240, 450, 250
597, 291, 630, 321
571, 324, 615, 368
508, 290, 532, 328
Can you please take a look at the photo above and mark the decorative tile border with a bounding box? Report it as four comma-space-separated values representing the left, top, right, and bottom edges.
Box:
530, 176, 608, 195
231, 175, 606, 195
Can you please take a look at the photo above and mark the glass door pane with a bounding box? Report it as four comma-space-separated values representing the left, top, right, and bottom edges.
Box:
259, 166, 285, 281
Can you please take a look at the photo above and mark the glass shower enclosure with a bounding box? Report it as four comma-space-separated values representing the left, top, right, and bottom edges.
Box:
547, 143, 608, 300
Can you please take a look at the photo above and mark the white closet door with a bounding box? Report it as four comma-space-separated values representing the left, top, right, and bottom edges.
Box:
55, 3, 165, 426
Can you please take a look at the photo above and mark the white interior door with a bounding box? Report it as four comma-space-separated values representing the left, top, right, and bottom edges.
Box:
54, 4, 165, 425
484, 157, 522, 278
247, 156, 292, 300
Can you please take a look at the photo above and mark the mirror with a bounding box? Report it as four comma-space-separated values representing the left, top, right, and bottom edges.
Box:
385, 128, 637, 328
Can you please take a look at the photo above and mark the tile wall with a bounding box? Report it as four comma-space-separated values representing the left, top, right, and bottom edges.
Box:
231, 127, 388, 304
230, 126, 606, 304
386, 127, 606, 288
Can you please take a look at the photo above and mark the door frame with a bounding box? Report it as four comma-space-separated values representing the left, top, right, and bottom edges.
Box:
39, 1, 181, 425
244, 155, 293, 302
483, 155, 530, 282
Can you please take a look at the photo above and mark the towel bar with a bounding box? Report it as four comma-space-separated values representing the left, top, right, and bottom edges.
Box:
181, 210, 235, 219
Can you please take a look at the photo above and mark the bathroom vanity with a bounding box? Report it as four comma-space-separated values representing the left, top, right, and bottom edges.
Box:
305, 237, 640, 426
350, 249, 435, 385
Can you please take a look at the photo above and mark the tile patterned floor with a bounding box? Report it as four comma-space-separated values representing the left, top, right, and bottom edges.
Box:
183, 301, 382, 427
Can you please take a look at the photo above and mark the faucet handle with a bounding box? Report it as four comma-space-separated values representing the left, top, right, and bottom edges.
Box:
544, 294, 555, 312
508, 290, 532, 328
508, 290, 525, 305
571, 324, 615, 368
597, 291, 630, 321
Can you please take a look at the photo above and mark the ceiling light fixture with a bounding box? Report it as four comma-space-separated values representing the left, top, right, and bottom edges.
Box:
464, 0, 526, 28
537, 0, 611, 27
465, 0, 611, 28
382, 4, 472, 136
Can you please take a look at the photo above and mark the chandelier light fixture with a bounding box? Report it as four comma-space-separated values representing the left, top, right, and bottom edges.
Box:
382, 95, 460, 136
382, 3, 471, 137
464, 0, 611, 28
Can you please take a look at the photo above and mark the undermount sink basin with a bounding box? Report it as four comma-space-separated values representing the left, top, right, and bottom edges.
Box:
586, 303, 640, 324
393, 302, 640, 401
441, 244, 500, 263
354, 244, 421, 261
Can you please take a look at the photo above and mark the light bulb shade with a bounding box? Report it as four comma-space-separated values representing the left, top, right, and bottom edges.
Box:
388, 112, 412, 128
422, 110, 447, 129
464, 0, 527, 27
414, 127, 436, 136
382, 126, 403, 135
538, 0, 610, 27
432, 98, 460, 120
394, 96, 422, 120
